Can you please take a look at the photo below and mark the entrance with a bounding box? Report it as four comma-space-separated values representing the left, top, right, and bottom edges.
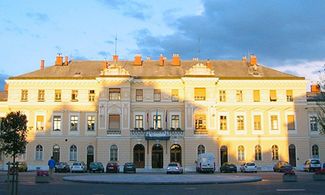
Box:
220, 146, 228, 165
289, 144, 296, 167
133, 144, 145, 168
170, 144, 182, 165
87, 145, 94, 170
152, 144, 163, 168
53, 145, 60, 163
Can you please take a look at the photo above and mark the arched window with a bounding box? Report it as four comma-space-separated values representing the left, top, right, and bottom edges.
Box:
312, 145, 319, 158
238, 145, 245, 161
35, 145, 43, 161
70, 145, 77, 161
197, 145, 205, 156
255, 145, 262, 161
271, 145, 279, 160
110, 145, 118, 161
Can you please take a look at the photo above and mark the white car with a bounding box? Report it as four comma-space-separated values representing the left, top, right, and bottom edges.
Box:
71, 161, 87, 173
166, 162, 183, 174
303, 159, 321, 172
240, 162, 257, 173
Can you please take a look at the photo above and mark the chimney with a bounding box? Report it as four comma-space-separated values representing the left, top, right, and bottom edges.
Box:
113, 55, 118, 62
206, 59, 212, 69
40, 60, 45, 70
4, 83, 8, 92
102, 61, 108, 70
134, 54, 142, 66
250, 54, 257, 65
159, 54, 165, 66
171, 54, 181, 66
64, 56, 69, 65
55, 54, 63, 66
311, 84, 321, 93
242, 56, 247, 64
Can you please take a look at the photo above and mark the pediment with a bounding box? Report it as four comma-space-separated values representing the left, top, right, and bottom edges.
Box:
185, 63, 215, 76
100, 64, 130, 76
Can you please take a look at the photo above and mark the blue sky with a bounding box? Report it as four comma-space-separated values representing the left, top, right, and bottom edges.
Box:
0, 0, 324, 84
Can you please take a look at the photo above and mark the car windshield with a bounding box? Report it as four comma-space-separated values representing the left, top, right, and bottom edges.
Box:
168, 163, 178, 167
311, 160, 320, 164
73, 163, 81, 166
247, 163, 255, 166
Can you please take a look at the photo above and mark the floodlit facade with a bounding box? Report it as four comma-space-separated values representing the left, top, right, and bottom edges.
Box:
0, 54, 324, 171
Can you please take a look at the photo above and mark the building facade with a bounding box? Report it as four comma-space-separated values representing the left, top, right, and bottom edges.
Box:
0, 54, 324, 171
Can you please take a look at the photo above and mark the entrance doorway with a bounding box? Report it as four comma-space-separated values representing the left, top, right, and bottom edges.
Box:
53, 145, 60, 163
133, 144, 145, 168
152, 144, 163, 168
289, 144, 296, 167
170, 144, 182, 165
220, 146, 228, 165
87, 145, 94, 170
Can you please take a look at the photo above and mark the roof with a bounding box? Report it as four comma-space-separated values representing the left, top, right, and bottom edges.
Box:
307, 92, 325, 102
10, 60, 304, 80
0, 91, 8, 101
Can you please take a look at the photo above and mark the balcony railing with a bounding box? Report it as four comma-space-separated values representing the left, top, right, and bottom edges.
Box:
194, 128, 208, 134
107, 129, 121, 135
130, 128, 184, 140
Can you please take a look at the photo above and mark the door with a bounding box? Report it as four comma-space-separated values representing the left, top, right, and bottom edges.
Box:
170, 144, 182, 165
220, 146, 228, 165
133, 144, 145, 168
289, 144, 296, 167
87, 145, 94, 170
152, 144, 163, 168
53, 145, 60, 163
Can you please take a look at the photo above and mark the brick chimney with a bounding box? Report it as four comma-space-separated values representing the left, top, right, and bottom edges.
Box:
206, 59, 212, 69
311, 84, 321, 93
4, 83, 8, 92
103, 61, 108, 70
113, 55, 118, 62
242, 56, 247, 64
159, 54, 165, 66
40, 59, 45, 70
171, 54, 180, 66
55, 54, 63, 66
134, 54, 142, 66
64, 56, 69, 65
250, 54, 257, 65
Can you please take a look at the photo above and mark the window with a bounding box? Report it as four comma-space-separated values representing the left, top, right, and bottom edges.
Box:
269, 90, 277, 102
21, 89, 28, 102
110, 145, 118, 161
253, 90, 260, 102
171, 89, 179, 102
154, 89, 161, 102
271, 145, 279, 160
136, 89, 143, 102
194, 88, 206, 101
109, 88, 121, 100
310, 116, 318, 132
109, 115, 120, 131
197, 145, 205, 156
195, 114, 206, 130
238, 145, 245, 161
253, 115, 261, 130
36, 115, 45, 131
287, 115, 295, 130
71, 90, 78, 102
38, 90, 45, 102
153, 114, 161, 129
53, 115, 61, 131
70, 115, 79, 131
135, 115, 143, 129
171, 115, 180, 129
87, 115, 95, 131
219, 90, 226, 102
220, 115, 227, 130
255, 145, 262, 161
312, 145, 319, 158
286, 90, 293, 102
70, 145, 77, 161
55, 90, 61, 102
236, 115, 244, 130
35, 145, 43, 161
270, 115, 278, 130
236, 90, 243, 102
88, 90, 95, 102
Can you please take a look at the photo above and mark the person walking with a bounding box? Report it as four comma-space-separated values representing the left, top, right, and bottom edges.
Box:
48, 156, 55, 176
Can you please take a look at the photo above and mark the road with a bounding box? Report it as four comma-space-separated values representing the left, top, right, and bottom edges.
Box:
0, 171, 323, 195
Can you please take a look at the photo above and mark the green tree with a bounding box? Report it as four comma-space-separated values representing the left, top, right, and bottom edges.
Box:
316, 65, 325, 134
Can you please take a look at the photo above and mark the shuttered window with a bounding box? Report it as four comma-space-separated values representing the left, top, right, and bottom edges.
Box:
109, 115, 120, 130
253, 90, 260, 102
254, 115, 261, 130
136, 89, 143, 102
194, 88, 206, 101
269, 90, 277, 102
36, 115, 45, 131
171, 89, 179, 102
287, 115, 295, 130
286, 90, 293, 102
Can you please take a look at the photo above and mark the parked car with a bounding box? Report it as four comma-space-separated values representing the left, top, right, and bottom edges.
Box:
196, 153, 215, 173
71, 161, 87, 173
123, 162, 136, 173
220, 163, 237, 173
106, 161, 119, 173
55, 162, 70, 173
273, 161, 293, 172
9, 162, 28, 172
89, 162, 104, 173
303, 159, 321, 172
240, 162, 257, 173
166, 162, 183, 174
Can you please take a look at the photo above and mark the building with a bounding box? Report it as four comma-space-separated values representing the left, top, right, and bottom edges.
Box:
0, 54, 324, 171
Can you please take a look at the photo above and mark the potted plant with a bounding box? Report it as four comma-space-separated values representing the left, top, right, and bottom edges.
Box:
282, 169, 297, 182
313, 168, 325, 181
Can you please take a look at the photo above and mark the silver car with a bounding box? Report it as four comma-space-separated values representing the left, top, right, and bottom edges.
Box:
166, 162, 183, 174
240, 162, 257, 173
71, 161, 87, 173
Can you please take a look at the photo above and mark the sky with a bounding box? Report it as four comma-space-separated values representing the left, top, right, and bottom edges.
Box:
0, 0, 324, 85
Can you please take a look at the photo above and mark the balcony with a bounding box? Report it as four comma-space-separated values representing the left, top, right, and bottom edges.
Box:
130, 128, 184, 140
107, 129, 121, 135
194, 128, 208, 135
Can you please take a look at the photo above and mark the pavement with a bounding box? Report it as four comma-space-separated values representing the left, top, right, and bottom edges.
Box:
63, 173, 262, 184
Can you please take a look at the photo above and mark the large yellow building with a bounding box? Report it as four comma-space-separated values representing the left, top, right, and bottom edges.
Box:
0, 54, 323, 171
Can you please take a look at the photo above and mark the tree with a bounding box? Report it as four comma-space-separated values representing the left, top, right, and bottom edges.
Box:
317, 65, 325, 134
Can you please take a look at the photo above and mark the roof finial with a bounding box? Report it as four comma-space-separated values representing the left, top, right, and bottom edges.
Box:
114, 33, 117, 56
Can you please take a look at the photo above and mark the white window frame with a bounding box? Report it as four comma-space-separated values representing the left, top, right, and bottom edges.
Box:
235, 112, 247, 135
269, 112, 280, 134
52, 112, 63, 135
85, 112, 96, 135
217, 112, 229, 135
133, 112, 145, 129
69, 113, 80, 135
35, 144, 43, 161
285, 112, 297, 134
237, 145, 245, 161
69, 145, 78, 161
252, 112, 264, 135
309, 113, 319, 134
151, 111, 163, 129
169, 111, 182, 129
34, 111, 46, 134
254, 145, 262, 161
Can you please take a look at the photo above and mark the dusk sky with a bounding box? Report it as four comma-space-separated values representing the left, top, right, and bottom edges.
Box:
0, 0, 324, 83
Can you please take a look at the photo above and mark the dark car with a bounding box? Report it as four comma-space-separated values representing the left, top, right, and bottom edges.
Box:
273, 161, 293, 172
220, 163, 237, 173
55, 162, 70, 173
123, 162, 136, 173
106, 162, 119, 173
89, 162, 104, 173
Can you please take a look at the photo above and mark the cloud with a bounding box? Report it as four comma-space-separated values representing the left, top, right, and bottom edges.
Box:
26, 12, 50, 23
98, 51, 111, 58
99, 0, 150, 20
134, 0, 325, 66
105, 40, 114, 45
